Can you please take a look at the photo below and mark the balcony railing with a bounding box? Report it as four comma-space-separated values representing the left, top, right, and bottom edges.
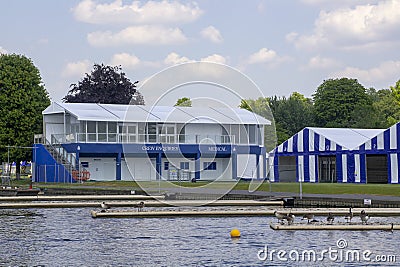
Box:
50, 133, 235, 145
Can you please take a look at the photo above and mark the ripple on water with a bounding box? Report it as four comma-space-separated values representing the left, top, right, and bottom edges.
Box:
0, 209, 399, 266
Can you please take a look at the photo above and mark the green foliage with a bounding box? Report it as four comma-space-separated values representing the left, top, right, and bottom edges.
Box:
0, 54, 50, 166
365, 88, 400, 128
174, 97, 192, 107
240, 78, 400, 149
63, 64, 144, 105
313, 78, 372, 127
269, 92, 315, 143
390, 79, 400, 104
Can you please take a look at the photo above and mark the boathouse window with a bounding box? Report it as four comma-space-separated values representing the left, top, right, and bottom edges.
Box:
180, 162, 189, 170
203, 162, 216, 170
164, 162, 169, 170
108, 122, 117, 142
87, 121, 96, 142
98, 121, 107, 142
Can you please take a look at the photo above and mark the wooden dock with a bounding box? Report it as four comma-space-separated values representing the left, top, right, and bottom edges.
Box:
90, 209, 273, 218
0, 199, 283, 209
269, 222, 400, 231
0, 195, 165, 202
90, 207, 400, 219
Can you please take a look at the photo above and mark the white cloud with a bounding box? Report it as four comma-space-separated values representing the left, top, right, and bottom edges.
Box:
257, 1, 267, 13
87, 25, 187, 46
306, 55, 341, 69
285, 32, 299, 43
164, 52, 194, 65
73, 0, 202, 25
110, 53, 141, 69
164, 52, 227, 66
0, 46, 7, 54
290, 0, 400, 50
201, 54, 226, 64
62, 60, 91, 78
331, 60, 400, 85
200, 26, 223, 43
247, 48, 278, 64
300, 0, 379, 8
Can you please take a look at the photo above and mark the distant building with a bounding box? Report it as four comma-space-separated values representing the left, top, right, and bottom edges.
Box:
33, 102, 270, 182
269, 125, 400, 184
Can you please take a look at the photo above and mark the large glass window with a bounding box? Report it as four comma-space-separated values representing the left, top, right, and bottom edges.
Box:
147, 123, 157, 142
108, 122, 117, 142
87, 121, 96, 142
79, 121, 86, 142
203, 162, 216, 170
138, 122, 146, 142
128, 125, 137, 142
230, 125, 239, 144
248, 125, 256, 144
178, 124, 185, 143
239, 125, 248, 144
180, 162, 189, 170
158, 124, 175, 143
98, 121, 107, 142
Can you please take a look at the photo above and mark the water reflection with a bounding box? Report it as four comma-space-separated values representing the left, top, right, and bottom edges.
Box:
0, 209, 398, 266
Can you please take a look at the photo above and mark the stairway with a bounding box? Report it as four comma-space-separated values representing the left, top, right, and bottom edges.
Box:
44, 139, 76, 174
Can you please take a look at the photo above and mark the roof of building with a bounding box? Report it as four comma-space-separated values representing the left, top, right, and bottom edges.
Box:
43, 102, 271, 125
272, 126, 386, 154
308, 127, 385, 150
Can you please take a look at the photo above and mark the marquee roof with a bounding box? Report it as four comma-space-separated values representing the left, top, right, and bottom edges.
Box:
272, 127, 386, 154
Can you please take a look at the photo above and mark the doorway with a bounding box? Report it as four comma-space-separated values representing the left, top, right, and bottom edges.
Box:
366, 155, 388, 183
318, 156, 336, 183
278, 156, 296, 182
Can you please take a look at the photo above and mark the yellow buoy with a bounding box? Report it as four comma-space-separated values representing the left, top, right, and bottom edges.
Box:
230, 228, 241, 238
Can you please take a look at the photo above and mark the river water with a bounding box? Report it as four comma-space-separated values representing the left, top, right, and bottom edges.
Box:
0, 208, 399, 266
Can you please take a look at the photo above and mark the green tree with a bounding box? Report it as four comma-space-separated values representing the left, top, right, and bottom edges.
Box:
368, 87, 400, 127
313, 78, 372, 127
63, 64, 144, 105
390, 79, 400, 104
269, 92, 315, 143
0, 54, 50, 178
174, 97, 192, 107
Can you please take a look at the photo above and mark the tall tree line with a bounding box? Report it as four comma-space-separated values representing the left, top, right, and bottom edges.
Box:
241, 78, 400, 149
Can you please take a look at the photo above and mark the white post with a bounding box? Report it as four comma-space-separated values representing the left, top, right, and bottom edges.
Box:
299, 163, 303, 200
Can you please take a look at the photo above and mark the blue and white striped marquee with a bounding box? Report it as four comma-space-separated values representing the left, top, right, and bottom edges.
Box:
269, 125, 400, 184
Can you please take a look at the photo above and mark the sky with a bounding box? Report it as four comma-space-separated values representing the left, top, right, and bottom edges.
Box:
1, 0, 400, 106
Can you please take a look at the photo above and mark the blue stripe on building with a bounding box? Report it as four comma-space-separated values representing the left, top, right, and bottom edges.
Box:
325, 139, 331, 151
293, 134, 298, 153
371, 137, 378, 150
304, 128, 309, 153
304, 155, 310, 182
347, 154, 355, 183
360, 154, 366, 183
314, 133, 320, 152
384, 130, 390, 150
336, 154, 343, 183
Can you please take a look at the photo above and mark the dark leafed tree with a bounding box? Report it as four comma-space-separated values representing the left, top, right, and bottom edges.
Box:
63, 64, 144, 105
313, 78, 372, 128
269, 92, 315, 143
0, 54, 50, 179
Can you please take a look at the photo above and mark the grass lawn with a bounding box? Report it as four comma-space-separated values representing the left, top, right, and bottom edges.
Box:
9, 178, 400, 197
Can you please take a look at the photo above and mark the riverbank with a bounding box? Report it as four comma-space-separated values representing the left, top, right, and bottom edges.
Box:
5, 179, 400, 208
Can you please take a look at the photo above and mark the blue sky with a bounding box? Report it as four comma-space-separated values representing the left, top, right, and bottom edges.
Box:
1, 0, 400, 106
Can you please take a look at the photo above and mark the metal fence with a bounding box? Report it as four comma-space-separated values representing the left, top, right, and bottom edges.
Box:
35, 164, 74, 183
